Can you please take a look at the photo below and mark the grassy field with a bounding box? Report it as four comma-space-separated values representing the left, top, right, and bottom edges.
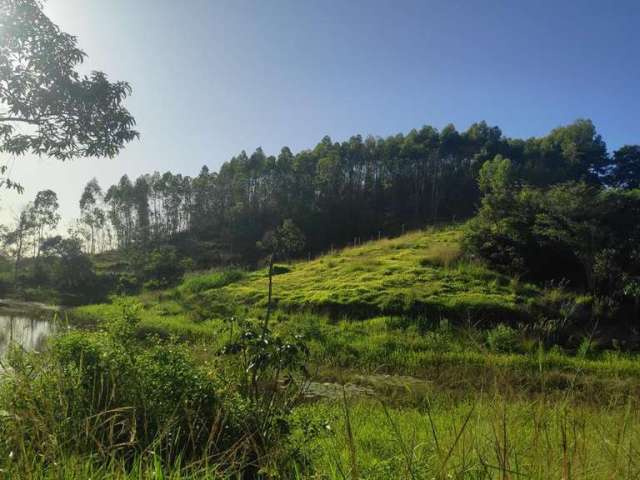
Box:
73, 226, 618, 379
56, 225, 640, 478
298, 395, 640, 479
208, 227, 540, 321
74, 226, 540, 343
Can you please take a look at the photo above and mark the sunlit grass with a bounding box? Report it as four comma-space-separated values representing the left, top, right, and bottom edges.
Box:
299, 395, 640, 479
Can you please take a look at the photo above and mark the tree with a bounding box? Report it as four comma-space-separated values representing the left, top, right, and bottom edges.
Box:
133, 176, 150, 247
91, 118, 616, 269
533, 183, 606, 291
105, 175, 135, 249
258, 219, 306, 329
476, 155, 517, 230
2, 205, 34, 284
258, 219, 306, 263
0, 164, 22, 192
607, 145, 640, 189
521, 119, 608, 186
31, 189, 60, 259
464, 155, 537, 274
142, 245, 186, 289
0, 0, 138, 183
79, 178, 106, 254
40, 235, 96, 294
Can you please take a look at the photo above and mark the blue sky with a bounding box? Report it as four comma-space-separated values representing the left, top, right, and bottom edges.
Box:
2, 0, 639, 225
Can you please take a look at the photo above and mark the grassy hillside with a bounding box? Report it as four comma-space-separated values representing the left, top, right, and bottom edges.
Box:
74, 225, 632, 383
76, 225, 545, 333
194, 225, 542, 321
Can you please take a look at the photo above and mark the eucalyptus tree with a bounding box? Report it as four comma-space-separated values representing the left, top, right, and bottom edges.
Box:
79, 179, 106, 254
94, 119, 616, 264
105, 175, 135, 249
2, 205, 34, 283
31, 189, 60, 259
133, 176, 151, 246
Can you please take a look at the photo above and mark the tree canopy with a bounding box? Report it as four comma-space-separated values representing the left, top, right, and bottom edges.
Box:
73, 119, 633, 263
0, 0, 138, 179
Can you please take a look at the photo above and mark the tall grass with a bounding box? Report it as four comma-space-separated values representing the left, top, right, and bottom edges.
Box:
0, 302, 312, 478
299, 394, 640, 479
47, 227, 640, 478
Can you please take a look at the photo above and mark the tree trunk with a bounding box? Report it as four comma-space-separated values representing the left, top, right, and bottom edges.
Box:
263, 253, 274, 333
14, 233, 22, 286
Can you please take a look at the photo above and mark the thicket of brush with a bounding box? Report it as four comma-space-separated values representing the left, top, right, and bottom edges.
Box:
0, 302, 314, 478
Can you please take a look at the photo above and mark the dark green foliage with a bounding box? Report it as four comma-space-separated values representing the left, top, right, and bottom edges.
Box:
221, 318, 310, 403
142, 246, 186, 289
272, 264, 292, 275
0, 0, 138, 162
606, 145, 640, 189
91, 119, 613, 267
259, 219, 307, 261
115, 272, 142, 295
0, 300, 311, 474
41, 237, 95, 291
465, 160, 640, 324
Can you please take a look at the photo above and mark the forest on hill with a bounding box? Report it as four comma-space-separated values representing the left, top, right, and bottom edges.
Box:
60, 118, 633, 260
3, 117, 640, 323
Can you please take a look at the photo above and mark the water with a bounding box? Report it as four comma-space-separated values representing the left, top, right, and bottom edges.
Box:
0, 312, 57, 357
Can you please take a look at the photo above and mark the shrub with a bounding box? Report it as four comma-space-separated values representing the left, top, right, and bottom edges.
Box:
272, 264, 292, 275
141, 246, 187, 289
115, 272, 141, 295
486, 323, 521, 353
179, 268, 244, 296
0, 300, 310, 475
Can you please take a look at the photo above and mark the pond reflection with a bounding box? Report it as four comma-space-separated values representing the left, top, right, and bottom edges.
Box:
0, 313, 56, 356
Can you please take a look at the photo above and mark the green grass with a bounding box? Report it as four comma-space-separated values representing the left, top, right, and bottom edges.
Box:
71, 225, 634, 385
214, 226, 540, 322
5, 393, 640, 479
71, 301, 640, 402
178, 268, 245, 296
75, 225, 547, 329
298, 395, 640, 479
19, 226, 640, 478
73, 297, 221, 341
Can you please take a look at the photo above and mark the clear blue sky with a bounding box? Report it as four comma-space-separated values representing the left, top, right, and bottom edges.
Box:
2, 0, 639, 225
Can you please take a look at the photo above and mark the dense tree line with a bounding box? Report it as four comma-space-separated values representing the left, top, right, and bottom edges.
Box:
3, 118, 638, 304
77, 119, 635, 264
465, 153, 640, 324
2, 190, 60, 282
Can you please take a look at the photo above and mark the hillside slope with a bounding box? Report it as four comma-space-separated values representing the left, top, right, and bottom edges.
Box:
195, 225, 541, 322
76, 224, 638, 381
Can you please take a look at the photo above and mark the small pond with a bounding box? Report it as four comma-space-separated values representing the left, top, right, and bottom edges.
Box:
0, 300, 59, 357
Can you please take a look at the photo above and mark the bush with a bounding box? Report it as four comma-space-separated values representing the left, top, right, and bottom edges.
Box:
0, 337, 223, 464
272, 264, 292, 275
0, 300, 310, 475
115, 272, 141, 295
486, 324, 521, 353
179, 268, 244, 295
143, 246, 186, 289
